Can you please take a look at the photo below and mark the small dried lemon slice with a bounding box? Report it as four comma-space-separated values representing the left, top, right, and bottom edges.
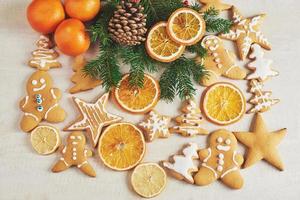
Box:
167, 8, 206, 46
131, 163, 167, 198
98, 123, 145, 171
201, 82, 246, 125
114, 74, 160, 114
146, 21, 185, 63
30, 125, 61, 155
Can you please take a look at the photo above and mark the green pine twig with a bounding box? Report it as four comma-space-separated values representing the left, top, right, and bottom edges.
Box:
203, 7, 232, 33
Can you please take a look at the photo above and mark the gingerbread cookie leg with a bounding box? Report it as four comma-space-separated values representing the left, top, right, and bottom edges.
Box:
20, 114, 41, 132
194, 167, 217, 186
45, 105, 66, 123
221, 171, 244, 189
78, 162, 96, 177
52, 158, 70, 173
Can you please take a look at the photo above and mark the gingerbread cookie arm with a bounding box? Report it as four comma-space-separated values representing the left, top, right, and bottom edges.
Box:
50, 88, 62, 100
198, 148, 210, 161
19, 96, 29, 111
234, 153, 244, 166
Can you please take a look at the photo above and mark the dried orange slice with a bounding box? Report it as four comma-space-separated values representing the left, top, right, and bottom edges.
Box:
131, 163, 167, 198
114, 74, 160, 114
167, 8, 206, 46
30, 125, 61, 155
201, 82, 246, 125
98, 123, 145, 171
146, 21, 185, 63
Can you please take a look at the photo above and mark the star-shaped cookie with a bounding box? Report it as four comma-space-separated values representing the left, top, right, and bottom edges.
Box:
198, 0, 232, 12
65, 93, 122, 147
219, 7, 271, 60
234, 113, 287, 171
139, 110, 171, 142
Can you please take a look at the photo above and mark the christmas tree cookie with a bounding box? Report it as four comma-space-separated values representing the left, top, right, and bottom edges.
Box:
170, 99, 208, 137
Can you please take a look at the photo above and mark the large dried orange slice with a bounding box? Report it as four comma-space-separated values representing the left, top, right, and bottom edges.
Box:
131, 163, 167, 198
146, 22, 185, 63
114, 74, 160, 114
167, 8, 206, 46
98, 123, 145, 171
201, 82, 246, 125
30, 125, 61, 155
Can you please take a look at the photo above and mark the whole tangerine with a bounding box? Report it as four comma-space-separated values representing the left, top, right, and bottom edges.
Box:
27, 0, 65, 34
65, 0, 101, 22
54, 18, 90, 56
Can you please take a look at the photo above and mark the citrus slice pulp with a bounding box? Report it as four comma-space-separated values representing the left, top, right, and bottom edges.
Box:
114, 74, 160, 114
30, 125, 61, 155
167, 8, 206, 46
98, 123, 145, 171
201, 82, 246, 125
146, 21, 185, 63
131, 163, 167, 198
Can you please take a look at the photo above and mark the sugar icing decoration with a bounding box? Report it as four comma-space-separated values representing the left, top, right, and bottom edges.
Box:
163, 143, 199, 184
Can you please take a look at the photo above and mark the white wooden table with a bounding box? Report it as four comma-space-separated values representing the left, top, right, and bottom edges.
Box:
0, 0, 300, 199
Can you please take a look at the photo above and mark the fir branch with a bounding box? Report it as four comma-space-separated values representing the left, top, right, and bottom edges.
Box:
83, 45, 122, 91
160, 57, 205, 101
203, 7, 232, 33
119, 45, 159, 87
187, 43, 207, 58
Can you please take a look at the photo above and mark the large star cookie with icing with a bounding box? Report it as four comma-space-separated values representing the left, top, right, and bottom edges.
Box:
65, 93, 122, 147
234, 113, 287, 171
219, 6, 271, 60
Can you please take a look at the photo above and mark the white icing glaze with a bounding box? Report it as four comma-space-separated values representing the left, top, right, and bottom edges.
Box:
139, 111, 170, 141
216, 145, 230, 151
77, 161, 88, 168
33, 83, 46, 92
24, 112, 38, 121
163, 143, 199, 183
247, 44, 279, 81
22, 96, 29, 108
44, 103, 58, 119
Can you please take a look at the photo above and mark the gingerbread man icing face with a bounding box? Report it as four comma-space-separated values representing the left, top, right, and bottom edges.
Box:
27, 71, 52, 94
194, 129, 244, 189
19, 71, 66, 132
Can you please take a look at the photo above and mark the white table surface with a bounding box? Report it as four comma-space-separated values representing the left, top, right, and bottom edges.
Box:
1, 0, 300, 199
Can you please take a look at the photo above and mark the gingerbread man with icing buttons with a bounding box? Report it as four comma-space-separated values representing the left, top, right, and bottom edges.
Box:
52, 131, 96, 177
196, 35, 247, 86
19, 71, 66, 132
194, 129, 244, 189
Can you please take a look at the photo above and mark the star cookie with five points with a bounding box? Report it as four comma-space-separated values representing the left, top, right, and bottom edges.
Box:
219, 6, 271, 60
65, 93, 122, 147
198, 0, 232, 12
139, 110, 171, 142
234, 113, 287, 171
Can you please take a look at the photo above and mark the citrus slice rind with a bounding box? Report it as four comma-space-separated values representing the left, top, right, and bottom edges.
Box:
201, 82, 246, 125
167, 8, 206, 46
146, 22, 185, 63
30, 125, 61, 155
98, 123, 145, 171
114, 74, 160, 114
131, 163, 167, 198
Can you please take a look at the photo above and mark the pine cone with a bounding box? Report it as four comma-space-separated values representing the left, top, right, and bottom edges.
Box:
108, 0, 147, 46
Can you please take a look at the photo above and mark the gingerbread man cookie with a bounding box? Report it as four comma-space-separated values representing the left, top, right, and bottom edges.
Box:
163, 143, 199, 184
28, 35, 61, 71
52, 131, 96, 177
19, 71, 66, 132
196, 35, 247, 86
194, 129, 244, 189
